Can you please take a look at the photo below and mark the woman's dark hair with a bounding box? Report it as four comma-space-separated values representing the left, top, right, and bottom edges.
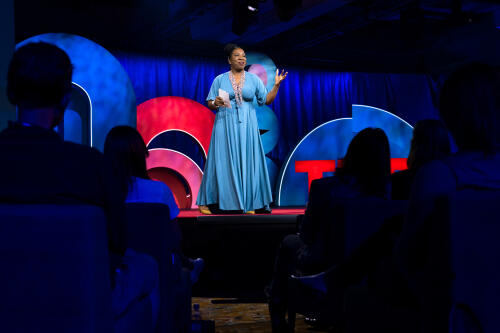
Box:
104, 126, 150, 197
337, 127, 391, 197
7, 42, 73, 109
407, 119, 451, 170
224, 43, 242, 58
439, 63, 500, 153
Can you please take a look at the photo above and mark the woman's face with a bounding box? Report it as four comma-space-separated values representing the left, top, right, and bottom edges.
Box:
228, 48, 246, 71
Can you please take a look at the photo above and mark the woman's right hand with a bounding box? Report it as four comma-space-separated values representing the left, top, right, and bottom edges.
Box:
213, 97, 224, 107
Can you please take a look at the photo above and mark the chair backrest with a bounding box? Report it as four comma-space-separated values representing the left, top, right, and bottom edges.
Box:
445, 189, 500, 333
328, 198, 408, 262
0, 204, 113, 333
124, 203, 189, 333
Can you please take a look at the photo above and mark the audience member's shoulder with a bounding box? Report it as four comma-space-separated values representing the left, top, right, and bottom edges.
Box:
134, 177, 171, 192
391, 169, 413, 180
60, 140, 105, 162
311, 176, 337, 187
151, 179, 169, 190
152, 179, 175, 195
412, 159, 457, 199
415, 159, 454, 180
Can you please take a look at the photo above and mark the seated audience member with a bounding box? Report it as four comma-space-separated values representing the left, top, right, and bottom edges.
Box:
104, 125, 204, 283
391, 119, 451, 200
267, 127, 391, 332
395, 63, 500, 332
297, 63, 500, 332
103, 125, 179, 219
0, 42, 159, 328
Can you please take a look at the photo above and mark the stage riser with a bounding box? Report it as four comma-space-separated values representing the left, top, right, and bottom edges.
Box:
179, 215, 300, 298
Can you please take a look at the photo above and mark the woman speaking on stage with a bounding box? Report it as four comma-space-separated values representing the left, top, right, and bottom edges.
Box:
197, 43, 287, 214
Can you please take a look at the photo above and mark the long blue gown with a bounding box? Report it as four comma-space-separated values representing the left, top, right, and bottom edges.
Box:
196, 71, 273, 211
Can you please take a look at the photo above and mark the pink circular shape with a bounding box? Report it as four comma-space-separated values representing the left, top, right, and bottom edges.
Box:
137, 96, 215, 155
146, 149, 203, 209
248, 64, 268, 87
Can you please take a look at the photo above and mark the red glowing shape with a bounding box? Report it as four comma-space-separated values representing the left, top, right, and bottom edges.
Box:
146, 149, 203, 209
137, 96, 215, 154
295, 160, 336, 191
391, 158, 408, 173
295, 158, 408, 193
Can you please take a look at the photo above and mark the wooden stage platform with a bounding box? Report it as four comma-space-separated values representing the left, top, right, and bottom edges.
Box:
178, 207, 305, 299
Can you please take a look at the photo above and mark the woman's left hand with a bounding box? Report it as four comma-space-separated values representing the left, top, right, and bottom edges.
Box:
275, 69, 288, 86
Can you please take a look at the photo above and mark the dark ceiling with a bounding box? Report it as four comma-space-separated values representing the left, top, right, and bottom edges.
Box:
14, 0, 500, 73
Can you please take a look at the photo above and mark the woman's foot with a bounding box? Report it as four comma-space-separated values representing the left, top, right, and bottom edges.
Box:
255, 206, 272, 214
198, 205, 212, 215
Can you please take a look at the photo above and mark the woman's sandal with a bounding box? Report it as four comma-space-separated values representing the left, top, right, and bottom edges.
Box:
198, 205, 212, 215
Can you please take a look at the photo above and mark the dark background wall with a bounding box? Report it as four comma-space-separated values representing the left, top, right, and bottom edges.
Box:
12, 0, 500, 74
0, 0, 15, 130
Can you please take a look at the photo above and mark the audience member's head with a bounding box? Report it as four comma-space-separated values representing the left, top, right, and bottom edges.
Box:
337, 127, 391, 196
104, 126, 149, 196
7, 42, 73, 129
439, 63, 500, 153
407, 119, 451, 170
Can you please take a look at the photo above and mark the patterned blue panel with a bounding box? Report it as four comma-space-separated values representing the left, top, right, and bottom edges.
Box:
147, 130, 206, 171
17, 33, 136, 151
266, 157, 279, 194
352, 104, 413, 158
63, 110, 82, 144
277, 118, 354, 206
255, 105, 280, 154
246, 52, 277, 91
277, 105, 414, 206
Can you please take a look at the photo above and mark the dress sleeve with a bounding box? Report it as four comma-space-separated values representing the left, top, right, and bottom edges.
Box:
206, 74, 221, 102
254, 74, 268, 106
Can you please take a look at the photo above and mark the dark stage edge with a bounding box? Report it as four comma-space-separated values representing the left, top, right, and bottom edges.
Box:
178, 207, 305, 299
178, 207, 305, 219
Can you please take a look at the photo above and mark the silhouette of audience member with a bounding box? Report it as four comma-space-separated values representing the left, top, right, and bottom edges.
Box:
296, 64, 500, 333
267, 127, 391, 332
104, 125, 204, 283
0, 42, 159, 328
395, 63, 500, 332
104, 125, 179, 219
391, 119, 451, 200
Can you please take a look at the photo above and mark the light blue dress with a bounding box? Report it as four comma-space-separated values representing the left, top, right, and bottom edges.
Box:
196, 71, 273, 211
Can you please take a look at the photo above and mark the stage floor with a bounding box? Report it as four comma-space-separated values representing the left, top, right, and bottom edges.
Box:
179, 207, 305, 298
178, 207, 305, 218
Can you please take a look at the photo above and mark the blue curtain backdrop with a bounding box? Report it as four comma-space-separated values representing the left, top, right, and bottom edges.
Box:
115, 52, 440, 166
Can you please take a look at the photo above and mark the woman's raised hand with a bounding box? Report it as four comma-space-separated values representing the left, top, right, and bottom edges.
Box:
274, 69, 288, 86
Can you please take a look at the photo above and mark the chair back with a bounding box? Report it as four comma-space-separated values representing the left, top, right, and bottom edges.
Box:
124, 203, 190, 333
0, 204, 113, 333
445, 190, 500, 333
289, 198, 408, 330
329, 198, 408, 261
